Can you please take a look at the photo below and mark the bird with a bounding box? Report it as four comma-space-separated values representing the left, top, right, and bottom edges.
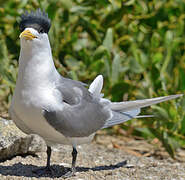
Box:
9, 9, 182, 177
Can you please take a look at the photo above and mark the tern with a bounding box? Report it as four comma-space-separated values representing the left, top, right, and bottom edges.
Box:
9, 9, 182, 177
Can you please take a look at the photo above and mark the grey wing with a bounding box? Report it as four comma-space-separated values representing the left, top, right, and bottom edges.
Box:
43, 99, 110, 137
43, 77, 111, 137
56, 77, 90, 105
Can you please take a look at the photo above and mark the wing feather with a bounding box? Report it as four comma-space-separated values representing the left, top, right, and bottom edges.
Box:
103, 109, 140, 128
43, 76, 111, 137
43, 99, 111, 137
110, 95, 183, 112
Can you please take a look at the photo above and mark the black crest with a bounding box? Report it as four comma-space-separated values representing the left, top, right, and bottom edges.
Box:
20, 9, 51, 34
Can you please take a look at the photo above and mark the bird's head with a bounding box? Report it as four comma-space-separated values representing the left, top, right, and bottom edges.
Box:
19, 9, 51, 47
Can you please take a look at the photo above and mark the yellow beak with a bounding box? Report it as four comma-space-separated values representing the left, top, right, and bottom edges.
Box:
19, 29, 37, 40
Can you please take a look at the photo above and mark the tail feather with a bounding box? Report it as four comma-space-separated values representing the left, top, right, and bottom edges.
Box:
110, 94, 183, 112
103, 94, 183, 129
103, 109, 140, 128
135, 115, 154, 118
88, 76, 182, 129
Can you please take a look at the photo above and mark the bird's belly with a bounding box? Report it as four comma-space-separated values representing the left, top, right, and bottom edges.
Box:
11, 97, 94, 146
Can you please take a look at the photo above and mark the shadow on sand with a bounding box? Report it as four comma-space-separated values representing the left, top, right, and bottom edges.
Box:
0, 160, 128, 178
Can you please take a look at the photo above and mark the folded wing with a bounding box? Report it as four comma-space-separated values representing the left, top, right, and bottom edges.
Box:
43, 74, 182, 137
43, 75, 111, 137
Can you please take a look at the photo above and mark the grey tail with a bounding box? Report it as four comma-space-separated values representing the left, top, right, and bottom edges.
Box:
103, 94, 183, 129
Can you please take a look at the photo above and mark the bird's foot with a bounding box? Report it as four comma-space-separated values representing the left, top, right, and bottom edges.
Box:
32, 166, 54, 176
62, 167, 76, 178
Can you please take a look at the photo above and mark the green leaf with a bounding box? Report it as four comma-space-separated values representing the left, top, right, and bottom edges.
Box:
111, 54, 121, 84
111, 82, 130, 102
152, 53, 163, 64
93, 45, 108, 60
60, 0, 73, 9
129, 57, 144, 73
46, 1, 58, 20
151, 105, 170, 120
181, 116, 185, 134
103, 57, 111, 78
179, 68, 185, 91
162, 132, 175, 158
134, 127, 155, 139
165, 30, 173, 47
149, 129, 175, 158
103, 28, 113, 52
124, 0, 135, 6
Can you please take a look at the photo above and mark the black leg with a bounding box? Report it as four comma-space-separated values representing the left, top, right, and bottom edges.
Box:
71, 147, 77, 173
33, 146, 54, 175
46, 146, 52, 168
63, 147, 78, 178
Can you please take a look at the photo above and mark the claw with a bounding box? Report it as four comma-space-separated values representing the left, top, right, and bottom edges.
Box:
62, 167, 76, 178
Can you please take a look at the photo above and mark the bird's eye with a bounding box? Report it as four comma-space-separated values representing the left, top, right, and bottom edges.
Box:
39, 28, 44, 33
20, 26, 25, 32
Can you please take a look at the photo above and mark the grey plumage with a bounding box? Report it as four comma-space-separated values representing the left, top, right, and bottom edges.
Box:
104, 94, 182, 129
56, 77, 89, 105
43, 76, 111, 137
103, 109, 140, 128
110, 94, 181, 112
43, 75, 183, 137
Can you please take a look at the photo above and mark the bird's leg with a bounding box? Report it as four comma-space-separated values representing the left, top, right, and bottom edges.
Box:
45, 146, 52, 171
33, 146, 54, 175
63, 147, 77, 178
71, 147, 77, 173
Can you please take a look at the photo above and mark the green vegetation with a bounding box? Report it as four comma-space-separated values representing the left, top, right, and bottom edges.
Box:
0, 0, 184, 157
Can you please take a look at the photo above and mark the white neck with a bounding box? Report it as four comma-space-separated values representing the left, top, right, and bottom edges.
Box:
17, 35, 57, 89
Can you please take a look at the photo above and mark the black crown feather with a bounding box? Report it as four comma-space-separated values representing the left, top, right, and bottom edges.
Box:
20, 9, 51, 34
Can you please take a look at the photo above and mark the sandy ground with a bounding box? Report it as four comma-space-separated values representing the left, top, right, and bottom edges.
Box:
0, 134, 185, 180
